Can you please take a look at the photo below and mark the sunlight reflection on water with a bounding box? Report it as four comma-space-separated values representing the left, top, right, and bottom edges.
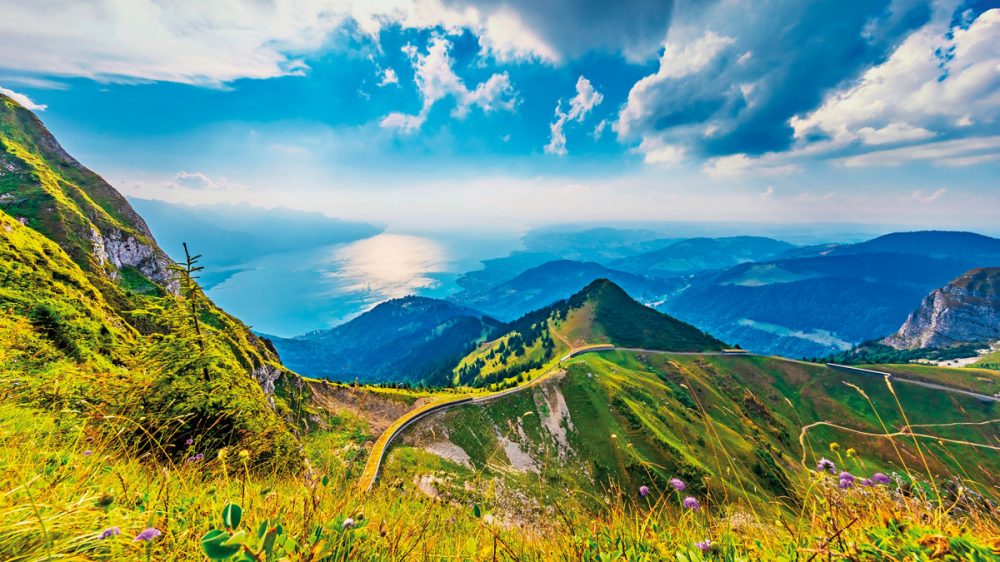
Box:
326, 233, 447, 303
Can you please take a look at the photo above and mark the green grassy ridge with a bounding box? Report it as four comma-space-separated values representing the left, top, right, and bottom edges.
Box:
453, 279, 724, 388
386, 351, 1000, 522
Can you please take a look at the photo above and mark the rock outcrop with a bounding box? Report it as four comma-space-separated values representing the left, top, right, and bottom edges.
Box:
883, 268, 1000, 349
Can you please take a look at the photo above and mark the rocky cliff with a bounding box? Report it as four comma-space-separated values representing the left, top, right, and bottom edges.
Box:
883, 268, 1000, 349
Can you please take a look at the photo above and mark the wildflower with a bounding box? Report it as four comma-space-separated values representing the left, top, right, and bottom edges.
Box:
838, 471, 855, 483
639, 485, 650, 497
342, 518, 355, 529
695, 540, 712, 553
238, 449, 250, 460
829, 442, 840, 452
846, 448, 857, 458
99, 527, 120, 540
669, 478, 686, 491
683, 496, 701, 510
185, 453, 204, 464
859, 478, 874, 487
185, 438, 194, 446
816, 458, 835, 473
871, 472, 891, 485
839, 477, 854, 490
133, 528, 161, 542
218, 448, 228, 460
83, 450, 93, 456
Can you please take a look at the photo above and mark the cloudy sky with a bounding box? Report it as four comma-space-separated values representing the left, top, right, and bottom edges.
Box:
1, 0, 998, 231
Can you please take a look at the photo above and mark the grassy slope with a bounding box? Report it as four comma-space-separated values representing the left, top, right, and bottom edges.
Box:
453, 279, 724, 388
387, 352, 1000, 521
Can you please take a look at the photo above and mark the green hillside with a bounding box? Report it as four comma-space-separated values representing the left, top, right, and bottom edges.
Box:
0, 94, 301, 470
387, 351, 1000, 522
454, 278, 725, 387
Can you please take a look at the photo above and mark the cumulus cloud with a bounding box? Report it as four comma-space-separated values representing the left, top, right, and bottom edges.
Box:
0, 86, 46, 111
545, 76, 603, 155
380, 36, 517, 133
616, 0, 934, 164
792, 6, 1000, 159
0, 0, 674, 85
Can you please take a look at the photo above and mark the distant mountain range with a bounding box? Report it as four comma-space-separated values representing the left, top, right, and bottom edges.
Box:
449, 259, 682, 322
612, 236, 794, 277
269, 296, 500, 385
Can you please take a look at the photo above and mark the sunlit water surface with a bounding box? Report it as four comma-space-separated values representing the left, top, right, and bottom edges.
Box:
206, 232, 519, 337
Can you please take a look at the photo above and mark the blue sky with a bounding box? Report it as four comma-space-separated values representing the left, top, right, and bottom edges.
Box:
1, 0, 998, 232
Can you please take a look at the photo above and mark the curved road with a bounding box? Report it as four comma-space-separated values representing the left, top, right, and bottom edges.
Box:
356, 344, 744, 492
357, 352, 998, 492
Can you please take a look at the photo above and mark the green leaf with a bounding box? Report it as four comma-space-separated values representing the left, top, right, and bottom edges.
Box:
201, 530, 241, 559
221, 503, 242, 529
321, 475, 329, 487
472, 504, 481, 518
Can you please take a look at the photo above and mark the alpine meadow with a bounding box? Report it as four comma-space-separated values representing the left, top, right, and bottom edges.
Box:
1, 1, 999, 560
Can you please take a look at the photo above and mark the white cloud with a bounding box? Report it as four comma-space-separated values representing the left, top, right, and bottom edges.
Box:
380, 36, 517, 133
0, 0, 671, 85
702, 153, 800, 177
838, 136, 1000, 167
911, 188, 947, 203
634, 136, 686, 165
378, 67, 399, 87
792, 8, 1000, 159
615, 30, 735, 144
170, 171, 243, 191
0, 86, 46, 111
856, 122, 934, 145
759, 185, 775, 201
545, 76, 603, 155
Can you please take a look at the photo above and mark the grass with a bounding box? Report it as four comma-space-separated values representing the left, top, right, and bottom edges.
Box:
2, 375, 998, 560
861, 363, 1000, 396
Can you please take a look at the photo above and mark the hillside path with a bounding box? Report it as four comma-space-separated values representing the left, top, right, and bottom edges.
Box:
827, 364, 1000, 403
356, 344, 737, 492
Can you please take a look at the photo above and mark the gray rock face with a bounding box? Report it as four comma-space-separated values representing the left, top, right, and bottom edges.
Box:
883, 268, 1000, 349
252, 364, 283, 404
90, 226, 179, 293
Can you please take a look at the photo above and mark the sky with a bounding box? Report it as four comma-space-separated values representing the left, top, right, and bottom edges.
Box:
1, 0, 998, 232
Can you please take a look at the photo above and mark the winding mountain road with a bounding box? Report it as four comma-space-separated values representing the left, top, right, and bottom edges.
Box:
356, 351, 998, 492
356, 343, 741, 492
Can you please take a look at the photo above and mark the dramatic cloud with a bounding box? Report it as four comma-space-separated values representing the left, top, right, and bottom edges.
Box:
545, 76, 603, 155
380, 36, 517, 133
0, 86, 46, 111
617, 0, 935, 163
793, 6, 1000, 162
0, 0, 673, 84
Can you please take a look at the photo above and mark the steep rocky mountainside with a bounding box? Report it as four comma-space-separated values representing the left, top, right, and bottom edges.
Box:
883, 268, 1000, 349
270, 296, 501, 385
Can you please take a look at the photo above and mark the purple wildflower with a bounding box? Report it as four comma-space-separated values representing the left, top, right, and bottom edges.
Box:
185, 438, 194, 446
859, 478, 874, 487
133, 528, 161, 542
669, 478, 686, 491
682, 496, 701, 510
99, 527, 120, 540
816, 458, 835, 473
83, 450, 93, 456
185, 453, 205, 464
639, 485, 650, 497
342, 517, 355, 529
695, 540, 712, 553
871, 472, 891, 485
838, 471, 855, 483
839, 477, 854, 490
